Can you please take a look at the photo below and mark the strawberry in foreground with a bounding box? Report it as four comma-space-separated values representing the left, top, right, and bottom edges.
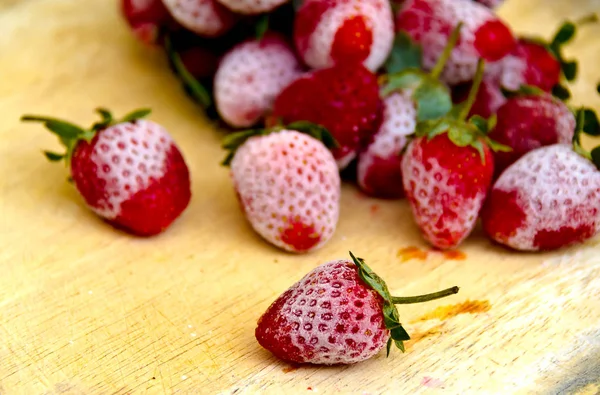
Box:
223, 124, 341, 253
121, 0, 173, 46
357, 23, 462, 199
162, 0, 237, 37
487, 87, 576, 178
401, 60, 510, 249
214, 33, 303, 128
394, 0, 515, 85
256, 251, 460, 364
482, 113, 600, 251
270, 62, 383, 169
293, 0, 395, 72
21, 109, 191, 236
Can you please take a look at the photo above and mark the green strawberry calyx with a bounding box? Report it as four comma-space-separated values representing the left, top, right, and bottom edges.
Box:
380, 23, 463, 123
20, 107, 151, 168
573, 106, 600, 170
415, 59, 512, 163
349, 251, 460, 356
220, 120, 338, 166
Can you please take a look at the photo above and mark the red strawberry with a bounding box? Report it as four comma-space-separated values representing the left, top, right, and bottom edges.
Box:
487, 89, 576, 178
217, 0, 287, 14
256, 252, 459, 365
214, 33, 303, 128
401, 61, 509, 249
293, 0, 395, 72
121, 0, 173, 45
270, 62, 383, 169
178, 46, 221, 80
482, 143, 600, 251
451, 77, 506, 119
162, 0, 238, 37
394, 0, 515, 85
223, 125, 341, 253
21, 109, 191, 236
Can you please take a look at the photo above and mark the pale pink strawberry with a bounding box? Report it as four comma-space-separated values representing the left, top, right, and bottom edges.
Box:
214, 33, 303, 128
225, 128, 341, 253
357, 91, 416, 199
162, 0, 237, 37
293, 0, 395, 72
121, 0, 173, 45
216, 0, 287, 14
482, 144, 600, 251
394, 0, 515, 85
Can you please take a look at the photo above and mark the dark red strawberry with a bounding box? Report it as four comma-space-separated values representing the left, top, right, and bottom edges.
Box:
451, 77, 506, 119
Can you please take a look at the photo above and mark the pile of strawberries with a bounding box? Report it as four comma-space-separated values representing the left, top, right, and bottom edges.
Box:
19, 0, 600, 366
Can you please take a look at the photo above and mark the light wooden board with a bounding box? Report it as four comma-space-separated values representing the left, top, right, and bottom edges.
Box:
1, 0, 600, 394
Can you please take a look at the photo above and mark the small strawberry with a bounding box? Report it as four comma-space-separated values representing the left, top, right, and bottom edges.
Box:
482, 114, 600, 251
162, 0, 238, 37
214, 33, 303, 128
487, 87, 576, 178
216, 0, 288, 14
222, 123, 341, 253
20, 109, 191, 236
357, 23, 461, 199
293, 0, 395, 72
121, 0, 173, 45
401, 60, 510, 249
270, 62, 383, 169
256, 251, 459, 365
451, 77, 506, 119
394, 0, 516, 85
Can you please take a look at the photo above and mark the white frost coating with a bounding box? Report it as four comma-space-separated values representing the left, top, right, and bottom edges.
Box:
89, 120, 172, 219
214, 36, 302, 128
299, 0, 394, 71
217, 0, 286, 14
357, 91, 416, 189
163, 0, 233, 36
498, 53, 527, 91
490, 144, 600, 250
230, 130, 341, 252
513, 96, 575, 143
401, 141, 484, 248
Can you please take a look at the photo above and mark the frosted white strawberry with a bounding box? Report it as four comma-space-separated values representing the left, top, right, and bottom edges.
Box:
482, 144, 600, 251
394, 0, 515, 85
225, 128, 341, 253
214, 34, 303, 128
216, 0, 287, 14
357, 91, 416, 199
294, 0, 394, 72
162, 0, 237, 37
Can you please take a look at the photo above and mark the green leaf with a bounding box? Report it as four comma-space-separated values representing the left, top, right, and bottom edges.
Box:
412, 79, 452, 121
576, 108, 600, 136
384, 31, 423, 74
561, 60, 577, 81
591, 146, 600, 170
447, 123, 475, 147
95, 108, 113, 124
21, 115, 87, 139
286, 121, 339, 149
255, 14, 269, 40
416, 119, 449, 139
485, 137, 513, 153
44, 151, 65, 161
469, 115, 489, 134
596, 83, 600, 95
119, 108, 152, 123
386, 338, 393, 357
381, 70, 425, 96
222, 129, 263, 150
550, 21, 576, 48
552, 84, 571, 101
394, 339, 406, 353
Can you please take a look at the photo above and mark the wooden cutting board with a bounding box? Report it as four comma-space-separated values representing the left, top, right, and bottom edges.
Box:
1, 0, 599, 394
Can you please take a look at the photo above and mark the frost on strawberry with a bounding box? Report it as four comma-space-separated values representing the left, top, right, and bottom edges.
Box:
293, 0, 395, 72
255, 252, 459, 365
216, 0, 287, 14
223, 124, 341, 253
121, 0, 173, 46
162, 0, 238, 37
21, 108, 191, 236
394, 0, 515, 85
214, 33, 303, 128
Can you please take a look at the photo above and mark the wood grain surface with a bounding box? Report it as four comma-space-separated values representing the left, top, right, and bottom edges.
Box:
1, 0, 600, 394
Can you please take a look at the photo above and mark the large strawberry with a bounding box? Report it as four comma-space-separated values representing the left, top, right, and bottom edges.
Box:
214, 33, 303, 128
162, 0, 238, 37
256, 252, 459, 365
222, 124, 341, 253
270, 62, 383, 169
482, 119, 600, 251
357, 23, 461, 199
401, 60, 510, 249
487, 88, 576, 178
293, 0, 395, 72
20, 109, 191, 236
121, 0, 173, 46
394, 0, 515, 85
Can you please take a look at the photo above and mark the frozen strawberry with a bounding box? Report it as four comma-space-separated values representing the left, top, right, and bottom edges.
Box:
223, 124, 341, 253
270, 62, 383, 169
293, 0, 394, 72
214, 33, 303, 128
451, 77, 506, 119
21, 108, 191, 236
256, 251, 459, 365
482, 142, 600, 251
162, 0, 237, 37
121, 0, 173, 45
217, 0, 287, 14
401, 60, 510, 249
488, 88, 576, 178
394, 0, 515, 85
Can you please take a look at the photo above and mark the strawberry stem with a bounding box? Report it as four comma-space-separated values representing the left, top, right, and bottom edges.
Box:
458, 59, 485, 121
430, 22, 463, 80
391, 286, 459, 304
